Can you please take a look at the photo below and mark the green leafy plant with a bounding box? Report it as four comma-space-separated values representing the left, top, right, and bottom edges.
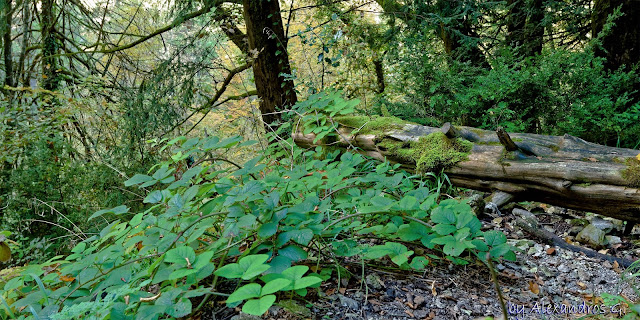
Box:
1, 93, 516, 319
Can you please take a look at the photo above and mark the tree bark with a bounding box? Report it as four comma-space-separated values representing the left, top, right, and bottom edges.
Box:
41, 0, 58, 91
293, 121, 640, 222
1, 0, 13, 87
242, 0, 297, 128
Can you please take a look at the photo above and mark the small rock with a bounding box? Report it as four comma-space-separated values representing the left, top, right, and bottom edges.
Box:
576, 224, 607, 248
568, 226, 583, 236
557, 264, 570, 273
365, 274, 382, 290
606, 235, 622, 246
496, 264, 506, 271
414, 310, 429, 318
231, 313, 261, 320
337, 294, 360, 310
385, 288, 396, 299
591, 218, 614, 233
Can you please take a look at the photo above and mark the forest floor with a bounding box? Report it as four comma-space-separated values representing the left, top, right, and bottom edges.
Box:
209, 201, 640, 320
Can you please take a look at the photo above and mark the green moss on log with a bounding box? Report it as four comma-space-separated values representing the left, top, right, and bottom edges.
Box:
621, 157, 640, 187
334, 115, 411, 135
379, 132, 473, 174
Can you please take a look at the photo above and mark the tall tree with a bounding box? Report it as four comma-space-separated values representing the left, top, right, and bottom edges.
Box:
40, 0, 58, 90
1, 0, 13, 87
242, 0, 298, 128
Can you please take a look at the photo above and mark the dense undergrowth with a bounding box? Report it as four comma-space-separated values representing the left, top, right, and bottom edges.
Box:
0, 93, 518, 319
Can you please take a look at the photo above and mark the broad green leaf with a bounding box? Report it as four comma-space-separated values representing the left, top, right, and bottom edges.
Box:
283, 229, 313, 246
433, 223, 457, 235
484, 230, 507, 246
443, 241, 467, 257
227, 283, 262, 304
397, 223, 430, 241
167, 298, 192, 318
278, 245, 308, 262
430, 206, 456, 224
281, 265, 309, 279
261, 278, 291, 295
391, 251, 413, 266
398, 196, 418, 210
88, 205, 129, 221
409, 256, 430, 270
489, 243, 512, 258
242, 295, 276, 316
124, 174, 153, 186
293, 276, 322, 290
258, 222, 278, 238
456, 211, 475, 229
144, 191, 163, 204
167, 268, 197, 280
165, 247, 196, 267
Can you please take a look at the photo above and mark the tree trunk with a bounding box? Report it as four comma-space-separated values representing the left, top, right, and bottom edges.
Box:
293, 120, 640, 222
1, 0, 13, 87
242, 0, 297, 128
41, 0, 58, 91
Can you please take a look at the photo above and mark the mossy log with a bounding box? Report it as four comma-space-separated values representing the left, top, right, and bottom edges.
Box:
292, 118, 640, 222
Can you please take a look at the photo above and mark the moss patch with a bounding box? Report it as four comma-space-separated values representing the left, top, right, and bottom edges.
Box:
334, 115, 411, 136
380, 132, 473, 174
621, 157, 640, 187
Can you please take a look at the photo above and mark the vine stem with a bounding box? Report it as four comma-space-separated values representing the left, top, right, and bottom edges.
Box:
484, 253, 509, 320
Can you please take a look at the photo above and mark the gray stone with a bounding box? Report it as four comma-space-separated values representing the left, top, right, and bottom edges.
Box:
591, 217, 614, 233
337, 294, 360, 310
576, 224, 607, 248
230, 313, 261, 320
557, 264, 570, 273
606, 235, 622, 246
365, 274, 383, 290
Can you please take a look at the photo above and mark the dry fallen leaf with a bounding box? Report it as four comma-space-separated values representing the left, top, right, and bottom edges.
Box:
546, 247, 556, 255
636, 153, 640, 161
587, 157, 598, 162
613, 261, 621, 273
528, 281, 540, 294
59, 275, 75, 282
431, 281, 437, 296
339, 287, 346, 294
577, 281, 587, 289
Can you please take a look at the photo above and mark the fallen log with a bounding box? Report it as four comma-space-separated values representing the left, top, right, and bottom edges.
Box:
292, 116, 640, 222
